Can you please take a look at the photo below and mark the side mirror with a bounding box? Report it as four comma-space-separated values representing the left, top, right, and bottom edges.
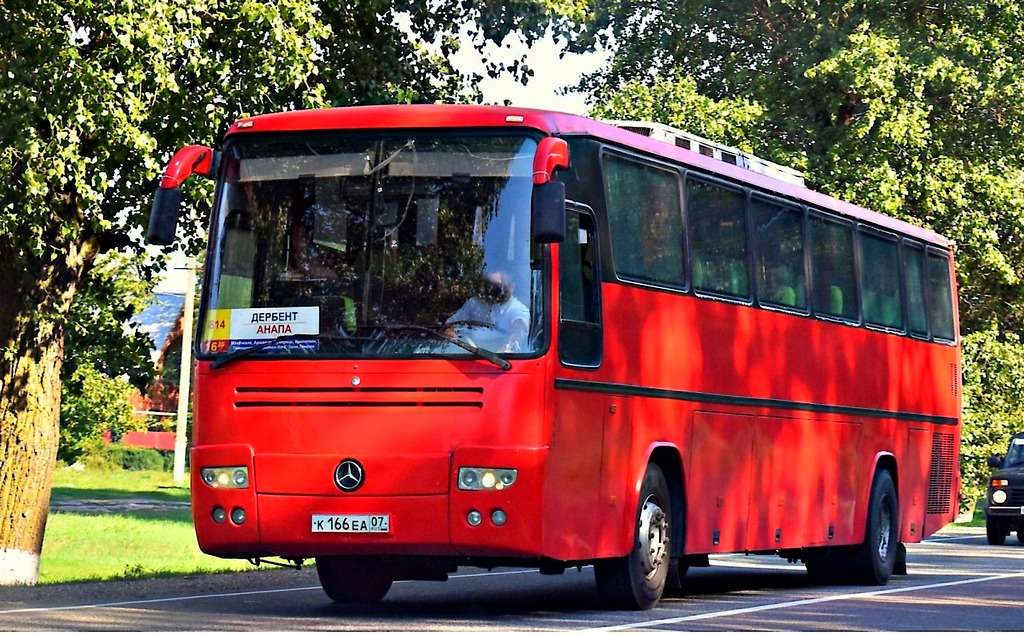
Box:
147, 186, 182, 245
532, 181, 565, 243
988, 455, 1004, 469
146, 145, 218, 246
531, 137, 569, 244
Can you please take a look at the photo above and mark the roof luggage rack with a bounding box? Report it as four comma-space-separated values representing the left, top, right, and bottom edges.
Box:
605, 120, 805, 187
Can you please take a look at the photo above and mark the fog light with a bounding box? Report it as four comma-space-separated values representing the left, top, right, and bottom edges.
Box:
491, 509, 507, 526
212, 507, 226, 524
993, 490, 1008, 504
467, 510, 482, 526
231, 507, 246, 525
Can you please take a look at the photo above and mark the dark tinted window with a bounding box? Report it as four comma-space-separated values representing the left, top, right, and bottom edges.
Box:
860, 231, 903, 329
752, 198, 805, 309
809, 214, 857, 320
687, 179, 749, 297
603, 155, 684, 285
559, 209, 602, 367
903, 243, 928, 336
926, 251, 956, 341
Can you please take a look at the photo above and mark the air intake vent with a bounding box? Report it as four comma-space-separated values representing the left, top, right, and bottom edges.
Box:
233, 385, 484, 409
604, 119, 806, 187
927, 432, 956, 515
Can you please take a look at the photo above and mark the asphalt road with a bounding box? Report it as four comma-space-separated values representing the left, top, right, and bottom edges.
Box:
1, 525, 1022, 631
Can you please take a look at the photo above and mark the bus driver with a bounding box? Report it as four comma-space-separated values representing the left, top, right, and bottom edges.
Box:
446, 271, 529, 353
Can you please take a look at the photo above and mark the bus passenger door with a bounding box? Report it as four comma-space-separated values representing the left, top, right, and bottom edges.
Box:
546, 203, 608, 559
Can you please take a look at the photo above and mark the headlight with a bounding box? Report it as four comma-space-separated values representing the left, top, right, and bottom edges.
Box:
201, 466, 250, 489
458, 467, 517, 491
992, 489, 1008, 505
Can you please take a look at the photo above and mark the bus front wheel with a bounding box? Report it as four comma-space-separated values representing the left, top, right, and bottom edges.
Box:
849, 469, 899, 585
315, 555, 394, 603
594, 463, 671, 610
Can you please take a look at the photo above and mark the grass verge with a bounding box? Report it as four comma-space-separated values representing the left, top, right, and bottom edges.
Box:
41, 466, 253, 584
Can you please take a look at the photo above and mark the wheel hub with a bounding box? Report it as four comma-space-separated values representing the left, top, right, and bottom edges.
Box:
877, 499, 891, 559
638, 496, 669, 578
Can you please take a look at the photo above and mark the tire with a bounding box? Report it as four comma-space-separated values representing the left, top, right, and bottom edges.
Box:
848, 469, 899, 585
985, 518, 1007, 545
594, 463, 671, 610
1017, 530, 1024, 545
315, 555, 393, 603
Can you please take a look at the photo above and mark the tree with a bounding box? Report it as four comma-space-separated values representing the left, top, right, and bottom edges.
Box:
571, 1, 1024, 499
571, 1, 1024, 336
1, 0, 566, 586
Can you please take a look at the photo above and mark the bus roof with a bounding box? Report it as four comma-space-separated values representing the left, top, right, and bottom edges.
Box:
227, 104, 951, 249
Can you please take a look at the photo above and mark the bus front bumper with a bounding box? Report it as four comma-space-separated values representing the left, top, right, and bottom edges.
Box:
190, 445, 547, 560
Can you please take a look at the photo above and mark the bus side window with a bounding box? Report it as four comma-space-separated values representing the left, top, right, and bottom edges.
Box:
602, 154, 684, 287
809, 214, 857, 321
751, 198, 806, 310
903, 242, 929, 336
686, 178, 749, 298
860, 230, 903, 330
559, 207, 602, 368
925, 251, 956, 341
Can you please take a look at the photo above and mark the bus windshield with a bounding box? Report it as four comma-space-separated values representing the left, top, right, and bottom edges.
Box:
199, 132, 544, 362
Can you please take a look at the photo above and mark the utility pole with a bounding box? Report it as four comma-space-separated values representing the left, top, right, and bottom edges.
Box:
173, 257, 196, 483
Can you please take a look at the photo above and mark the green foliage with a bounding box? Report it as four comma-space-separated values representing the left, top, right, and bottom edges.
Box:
960, 328, 1024, 503
569, 1, 1024, 337
77, 442, 170, 472
58, 364, 144, 464
590, 75, 765, 152
64, 251, 156, 393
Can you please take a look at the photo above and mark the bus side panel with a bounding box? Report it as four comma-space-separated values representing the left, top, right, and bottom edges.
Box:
747, 415, 829, 551
543, 388, 608, 560
686, 411, 754, 553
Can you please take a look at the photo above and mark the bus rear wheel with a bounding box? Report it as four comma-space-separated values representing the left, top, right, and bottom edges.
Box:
315, 555, 394, 603
594, 463, 671, 610
849, 469, 899, 585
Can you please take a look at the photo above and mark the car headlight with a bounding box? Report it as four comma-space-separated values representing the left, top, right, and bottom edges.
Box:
201, 466, 250, 489
458, 467, 517, 491
992, 489, 1008, 505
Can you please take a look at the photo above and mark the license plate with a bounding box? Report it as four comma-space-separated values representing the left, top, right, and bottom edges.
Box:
311, 514, 390, 533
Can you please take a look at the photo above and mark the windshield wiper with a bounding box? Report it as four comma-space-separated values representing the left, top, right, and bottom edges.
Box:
376, 323, 512, 371
210, 333, 351, 370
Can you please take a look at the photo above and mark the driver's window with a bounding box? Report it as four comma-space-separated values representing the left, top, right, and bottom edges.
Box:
559, 207, 602, 367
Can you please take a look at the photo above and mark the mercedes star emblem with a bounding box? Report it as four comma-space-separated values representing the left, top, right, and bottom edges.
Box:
333, 459, 365, 492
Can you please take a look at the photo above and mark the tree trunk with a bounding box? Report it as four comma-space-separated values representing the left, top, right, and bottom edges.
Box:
0, 236, 93, 585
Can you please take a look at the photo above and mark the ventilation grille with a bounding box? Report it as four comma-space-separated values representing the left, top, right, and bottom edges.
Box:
927, 432, 956, 515
604, 120, 806, 187
233, 385, 484, 409
950, 363, 960, 398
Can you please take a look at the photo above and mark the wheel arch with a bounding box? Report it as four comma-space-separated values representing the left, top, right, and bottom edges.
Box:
875, 452, 899, 494
648, 445, 686, 559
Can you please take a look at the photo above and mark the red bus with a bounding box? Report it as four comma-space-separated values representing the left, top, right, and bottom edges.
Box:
149, 105, 961, 610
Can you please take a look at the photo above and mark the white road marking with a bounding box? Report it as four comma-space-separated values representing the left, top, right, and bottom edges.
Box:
586, 571, 1024, 632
